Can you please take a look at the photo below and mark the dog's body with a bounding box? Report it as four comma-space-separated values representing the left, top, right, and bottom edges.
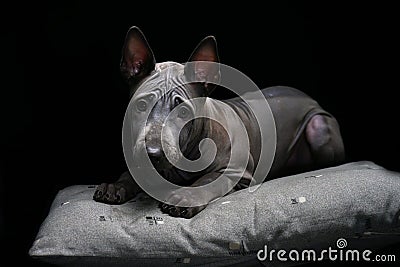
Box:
93, 27, 345, 218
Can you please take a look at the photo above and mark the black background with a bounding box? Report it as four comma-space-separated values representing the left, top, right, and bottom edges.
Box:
1, 1, 399, 266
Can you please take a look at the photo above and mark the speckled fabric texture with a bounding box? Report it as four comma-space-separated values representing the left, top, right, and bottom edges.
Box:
29, 161, 400, 266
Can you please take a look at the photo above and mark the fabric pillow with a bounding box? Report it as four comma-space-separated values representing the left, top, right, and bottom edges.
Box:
29, 161, 400, 266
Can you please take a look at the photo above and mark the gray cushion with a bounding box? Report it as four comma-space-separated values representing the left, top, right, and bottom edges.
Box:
29, 161, 400, 266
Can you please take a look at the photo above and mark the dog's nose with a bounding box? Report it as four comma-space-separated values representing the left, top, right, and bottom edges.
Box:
146, 146, 163, 158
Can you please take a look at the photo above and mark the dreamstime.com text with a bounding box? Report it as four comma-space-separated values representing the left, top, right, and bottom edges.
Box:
257, 238, 396, 263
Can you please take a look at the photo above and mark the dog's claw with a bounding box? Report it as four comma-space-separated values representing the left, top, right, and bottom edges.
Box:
170, 207, 181, 217
181, 209, 188, 216
94, 190, 101, 198
168, 206, 176, 212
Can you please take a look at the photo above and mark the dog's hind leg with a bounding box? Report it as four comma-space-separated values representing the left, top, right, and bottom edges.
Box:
305, 114, 345, 167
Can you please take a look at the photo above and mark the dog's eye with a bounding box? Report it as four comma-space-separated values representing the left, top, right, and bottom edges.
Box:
136, 99, 148, 112
174, 97, 183, 107
178, 106, 190, 119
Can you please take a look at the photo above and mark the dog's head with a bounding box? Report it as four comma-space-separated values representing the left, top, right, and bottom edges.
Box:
120, 27, 220, 171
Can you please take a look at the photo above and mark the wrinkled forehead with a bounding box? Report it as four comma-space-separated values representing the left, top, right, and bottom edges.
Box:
133, 62, 187, 100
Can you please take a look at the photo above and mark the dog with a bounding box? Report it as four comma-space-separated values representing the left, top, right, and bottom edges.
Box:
93, 26, 345, 218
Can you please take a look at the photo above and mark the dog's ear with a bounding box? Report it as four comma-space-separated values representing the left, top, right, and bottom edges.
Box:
185, 36, 220, 95
120, 26, 156, 86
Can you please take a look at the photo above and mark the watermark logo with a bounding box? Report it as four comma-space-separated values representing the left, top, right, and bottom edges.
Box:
257, 238, 396, 263
122, 62, 276, 207
336, 238, 347, 249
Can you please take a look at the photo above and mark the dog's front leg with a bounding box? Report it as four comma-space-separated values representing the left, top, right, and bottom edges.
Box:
93, 171, 142, 204
160, 172, 236, 218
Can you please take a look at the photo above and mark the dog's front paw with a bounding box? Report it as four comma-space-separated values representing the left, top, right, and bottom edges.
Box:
159, 190, 208, 218
93, 183, 131, 204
